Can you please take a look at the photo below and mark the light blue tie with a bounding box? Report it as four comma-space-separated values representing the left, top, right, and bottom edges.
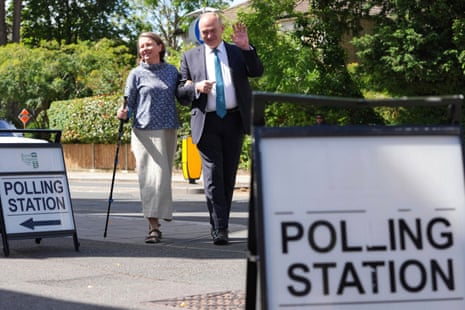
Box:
213, 49, 226, 118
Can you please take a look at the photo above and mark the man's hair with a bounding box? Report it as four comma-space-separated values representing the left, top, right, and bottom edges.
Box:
199, 11, 223, 26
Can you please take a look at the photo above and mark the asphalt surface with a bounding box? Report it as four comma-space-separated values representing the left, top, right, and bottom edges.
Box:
0, 170, 255, 310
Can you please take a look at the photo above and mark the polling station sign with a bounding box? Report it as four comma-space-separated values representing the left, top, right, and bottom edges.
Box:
253, 126, 465, 310
0, 139, 79, 256
0, 174, 74, 234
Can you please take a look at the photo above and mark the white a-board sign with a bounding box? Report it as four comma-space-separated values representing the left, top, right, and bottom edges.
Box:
0, 174, 74, 234
253, 125, 465, 310
0, 138, 79, 256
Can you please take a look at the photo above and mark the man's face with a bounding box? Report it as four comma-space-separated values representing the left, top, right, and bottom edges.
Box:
199, 14, 224, 49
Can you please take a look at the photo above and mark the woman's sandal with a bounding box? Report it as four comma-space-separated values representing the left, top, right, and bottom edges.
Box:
145, 228, 162, 244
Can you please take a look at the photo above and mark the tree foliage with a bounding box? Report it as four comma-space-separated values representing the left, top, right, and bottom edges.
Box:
20, 0, 141, 46
240, 0, 381, 127
0, 39, 134, 128
1, 0, 462, 142
141, 0, 231, 50
350, 0, 465, 125
353, 0, 465, 97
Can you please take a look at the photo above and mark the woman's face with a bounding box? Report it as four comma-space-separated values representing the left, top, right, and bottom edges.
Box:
138, 37, 162, 64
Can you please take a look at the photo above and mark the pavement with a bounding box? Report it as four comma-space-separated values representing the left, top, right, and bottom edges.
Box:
0, 169, 257, 310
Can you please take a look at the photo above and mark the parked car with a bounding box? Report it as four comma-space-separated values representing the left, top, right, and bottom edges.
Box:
0, 119, 20, 136
0, 120, 62, 144
0, 120, 51, 144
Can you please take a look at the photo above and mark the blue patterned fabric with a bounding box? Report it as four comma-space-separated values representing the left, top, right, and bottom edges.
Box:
124, 62, 180, 129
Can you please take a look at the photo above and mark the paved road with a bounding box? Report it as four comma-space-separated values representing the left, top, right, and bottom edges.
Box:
0, 171, 256, 310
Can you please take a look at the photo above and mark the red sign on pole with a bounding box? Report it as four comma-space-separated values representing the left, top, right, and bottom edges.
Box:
18, 108, 32, 128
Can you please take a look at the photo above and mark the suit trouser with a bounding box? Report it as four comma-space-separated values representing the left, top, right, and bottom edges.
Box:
196, 110, 244, 230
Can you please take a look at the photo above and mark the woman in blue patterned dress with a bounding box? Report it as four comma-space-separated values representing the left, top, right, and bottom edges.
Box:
116, 32, 190, 243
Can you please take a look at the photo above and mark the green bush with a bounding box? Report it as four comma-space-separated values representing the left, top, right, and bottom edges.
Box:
0, 39, 134, 128
48, 95, 131, 144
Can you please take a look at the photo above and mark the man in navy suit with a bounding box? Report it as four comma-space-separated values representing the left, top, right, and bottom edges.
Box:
179, 12, 264, 245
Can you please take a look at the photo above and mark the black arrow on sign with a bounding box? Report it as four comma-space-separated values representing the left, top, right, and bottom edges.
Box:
20, 218, 62, 230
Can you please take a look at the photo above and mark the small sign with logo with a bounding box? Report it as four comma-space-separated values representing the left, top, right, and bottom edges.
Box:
0, 147, 65, 173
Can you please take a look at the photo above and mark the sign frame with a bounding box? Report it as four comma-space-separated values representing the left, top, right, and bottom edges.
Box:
245, 92, 465, 309
0, 131, 79, 257
254, 125, 465, 309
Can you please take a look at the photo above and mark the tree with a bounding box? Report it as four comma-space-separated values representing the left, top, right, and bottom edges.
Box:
240, 0, 381, 126
0, 0, 21, 44
294, 0, 366, 98
142, 0, 231, 50
21, 0, 141, 46
0, 0, 6, 45
12, 0, 21, 42
0, 39, 134, 128
353, 0, 465, 97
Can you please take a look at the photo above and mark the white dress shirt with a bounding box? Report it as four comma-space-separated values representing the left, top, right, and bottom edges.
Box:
204, 42, 237, 112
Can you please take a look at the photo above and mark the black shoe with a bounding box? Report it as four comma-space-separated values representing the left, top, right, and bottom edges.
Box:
211, 229, 229, 245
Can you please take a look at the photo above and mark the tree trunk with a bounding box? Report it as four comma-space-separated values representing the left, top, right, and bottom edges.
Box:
0, 0, 7, 45
12, 0, 21, 43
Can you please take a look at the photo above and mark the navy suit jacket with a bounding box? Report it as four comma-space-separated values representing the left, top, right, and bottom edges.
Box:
178, 42, 264, 144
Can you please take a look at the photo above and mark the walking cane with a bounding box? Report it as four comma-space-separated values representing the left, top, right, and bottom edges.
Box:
104, 96, 128, 237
